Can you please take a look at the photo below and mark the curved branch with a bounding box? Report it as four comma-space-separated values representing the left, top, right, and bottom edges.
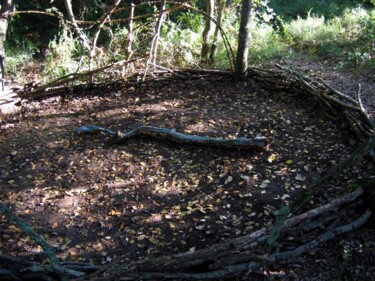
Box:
74, 125, 269, 151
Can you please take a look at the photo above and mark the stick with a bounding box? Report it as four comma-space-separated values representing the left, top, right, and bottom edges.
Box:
74, 125, 269, 150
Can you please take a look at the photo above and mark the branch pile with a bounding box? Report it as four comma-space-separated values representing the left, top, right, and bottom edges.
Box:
0, 189, 370, 280
248, 65, 374, 141
3, 64, 374, 280
77, 188, 370, 281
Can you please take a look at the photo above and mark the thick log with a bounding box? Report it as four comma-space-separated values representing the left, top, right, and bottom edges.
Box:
74, 125, 269, 151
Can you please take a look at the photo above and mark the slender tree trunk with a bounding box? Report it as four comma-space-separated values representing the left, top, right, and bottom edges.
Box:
125, 3, 135, 60
123, 2, 135, 77
208, 0, 226, 66
0, 0, 15, 90
88, 0, 122, 81
235, 0, 252, 79
200, 0, 215, 65
149, 0, 166, 66
63, 0, 91, 51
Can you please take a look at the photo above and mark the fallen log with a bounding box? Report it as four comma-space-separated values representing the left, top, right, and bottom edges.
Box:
74, 125, 269, 151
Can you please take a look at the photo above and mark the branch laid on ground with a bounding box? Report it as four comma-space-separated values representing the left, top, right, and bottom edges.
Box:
17, 55, 148, 100
0, 201, 83, 280
74, 125, 269, 151
248, 65, 374, 141
0, 254, 93, 280
2, 188, 362, 280
74, 188, 368, 280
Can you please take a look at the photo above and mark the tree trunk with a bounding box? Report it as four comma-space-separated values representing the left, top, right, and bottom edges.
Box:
0, 0, 15, 90
123, 2, 135, 77
63, 0, 91, 51
149, 0, 166, 66
208, 0, 226, 66
235, 0, 252, 80
89, 0, 122, 81
200, 0, 215, 65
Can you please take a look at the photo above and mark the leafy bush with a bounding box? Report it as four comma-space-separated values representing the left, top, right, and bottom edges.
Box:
42, 29, 84, 82
158, 21, 202, 67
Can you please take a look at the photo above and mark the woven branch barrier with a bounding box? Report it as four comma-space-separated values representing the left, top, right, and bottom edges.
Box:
2, 65, 373, 280
248, 65, 374, 141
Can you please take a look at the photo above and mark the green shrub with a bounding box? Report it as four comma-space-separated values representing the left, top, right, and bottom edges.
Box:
42, 29, 84, 82
158, 21, 202, 67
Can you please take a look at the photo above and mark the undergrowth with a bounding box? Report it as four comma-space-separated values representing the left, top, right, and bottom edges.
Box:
4, 4, 374, 84
287, 6, 375, 70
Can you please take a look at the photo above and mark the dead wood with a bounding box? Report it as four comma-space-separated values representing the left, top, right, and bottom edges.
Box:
74, 125, 269, 151
5, 64, 374, 280
247, 64, 374, 141
16, 55, 148, 100
16, 63, 374, 142
0, 201, 83, 280
0, 188, 368, 281
74, 188, 369, 280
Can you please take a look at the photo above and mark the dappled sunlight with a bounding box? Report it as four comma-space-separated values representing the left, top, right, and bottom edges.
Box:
0, 0, 373, 278
0, 70, 370, 278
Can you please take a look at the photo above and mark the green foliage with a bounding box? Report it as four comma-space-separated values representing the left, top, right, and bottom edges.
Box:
5, 49, 35, 85
253, 0, 285, 35
158, 21, 202, 67
248, 18, 292, 64
4, 0, 374, 82
175, 11, 203, 32
269, 0, 373, 20
42, 29, 84, 82
287, 6, 375, 69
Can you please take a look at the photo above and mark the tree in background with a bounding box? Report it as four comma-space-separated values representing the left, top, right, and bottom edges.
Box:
0, 0, 14, 90
236, 0, 252, 79
200, 0, 215, 64
208, 0, 226, 65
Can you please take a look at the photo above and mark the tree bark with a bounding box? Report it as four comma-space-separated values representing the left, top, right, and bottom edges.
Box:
208, 0, 226, 65
74, 125, 269, 151
0, 0, 15, 90
63, 0, 91, 51
123, 2, 135, 77
235, 0, 252, 80
89, 0, 122, 81
149, 0, 167, 66
201, 0, 215, 65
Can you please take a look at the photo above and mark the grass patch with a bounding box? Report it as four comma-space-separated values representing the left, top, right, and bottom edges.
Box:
286, 6, 375, 70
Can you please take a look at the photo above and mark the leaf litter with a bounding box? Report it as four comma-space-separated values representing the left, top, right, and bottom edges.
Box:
0, 74, 371, 278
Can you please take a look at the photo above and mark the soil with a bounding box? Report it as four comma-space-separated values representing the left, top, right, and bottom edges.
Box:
0, 59, 374, 280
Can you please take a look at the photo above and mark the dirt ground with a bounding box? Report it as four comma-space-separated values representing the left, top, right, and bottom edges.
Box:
0, 60, 374, 280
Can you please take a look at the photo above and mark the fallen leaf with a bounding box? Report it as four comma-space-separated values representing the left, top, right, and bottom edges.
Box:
295, 174, 306, 181
267, 153, 277, 163
225, 176, 233, 184
259, 180, 270, 188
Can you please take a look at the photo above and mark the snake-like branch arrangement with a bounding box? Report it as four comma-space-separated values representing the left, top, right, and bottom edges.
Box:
74, 125, 269, 151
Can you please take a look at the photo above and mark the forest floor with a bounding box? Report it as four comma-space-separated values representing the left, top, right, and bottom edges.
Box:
0, 57, 374, 280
